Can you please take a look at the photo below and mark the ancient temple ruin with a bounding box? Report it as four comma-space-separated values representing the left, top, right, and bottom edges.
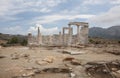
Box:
68, 22, 89, 45
27, 22, 89, 47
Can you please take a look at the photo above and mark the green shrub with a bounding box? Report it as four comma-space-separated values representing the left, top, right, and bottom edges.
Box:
21, 39, 28, 46
95, 41, 100, 44
89, 39, 94, 43
7, 37, 18, 44
89, 39, 101, 44
118, 41, 120, 44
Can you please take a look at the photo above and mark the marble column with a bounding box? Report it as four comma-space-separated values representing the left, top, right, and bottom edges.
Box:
62, 28, 65, 46
28, 33, 32, 46
77, 26, 80, 43
59, 31, 62, 45
68, 25, 73, 45
80, 25, 89, 44
37, 27, 42, 45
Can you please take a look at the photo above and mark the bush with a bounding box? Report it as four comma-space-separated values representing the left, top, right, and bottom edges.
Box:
118, 41, 120, 44
7, 37, 18, 44
95, 41, 100, 44
89, 39, 101, 44
89, 39, 94, 43
5, 36, 28, 46
21, 39, 28, 46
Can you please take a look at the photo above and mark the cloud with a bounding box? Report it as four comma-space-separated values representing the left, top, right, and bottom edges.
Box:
0, 0, 12, 16
1, 26, 25, 34
33, 14, 95, 24
2, 24, 59, 35
110, 0, 120, 4
28, 24, 59, 35
0, 0, 67, 21
82, 0, 105, 5
82, 0, 120, 5
88, 5, 120, 27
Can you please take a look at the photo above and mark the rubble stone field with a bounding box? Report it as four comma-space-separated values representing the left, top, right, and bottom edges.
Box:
0, 44, 120, 78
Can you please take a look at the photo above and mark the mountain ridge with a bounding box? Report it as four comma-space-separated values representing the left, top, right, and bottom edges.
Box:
89, 26, 120, 39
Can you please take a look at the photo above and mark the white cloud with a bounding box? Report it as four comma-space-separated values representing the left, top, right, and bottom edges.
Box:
28, 24, 59, 35
82, 0, 120, 5
33, 14, 95, 24
0, 0, 12, 16
110, 0, 120, 4
82, 0, 105, 5
89, 5, 120, 28
0, 0, 67, 21
1, 24, 59, 35
2, 26, 25, 34
4, 26, 21, 31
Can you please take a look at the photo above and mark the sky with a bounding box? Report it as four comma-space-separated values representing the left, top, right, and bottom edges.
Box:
0, 0, 120, 35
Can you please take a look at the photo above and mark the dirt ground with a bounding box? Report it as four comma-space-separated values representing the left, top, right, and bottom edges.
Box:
0, 44, 120, 78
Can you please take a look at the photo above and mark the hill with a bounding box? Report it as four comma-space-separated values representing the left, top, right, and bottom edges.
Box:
89, 26, 120, 39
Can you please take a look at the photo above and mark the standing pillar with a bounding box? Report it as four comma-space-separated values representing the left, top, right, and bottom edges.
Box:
28, 33, 32, 46
86, 25, 89, 44
37, 27, 42, 45
80, 25, 89, 44
77, 26, 80, 43
68, 25, 73, 45
62, 28, 65, 46
59, 31, 62, 45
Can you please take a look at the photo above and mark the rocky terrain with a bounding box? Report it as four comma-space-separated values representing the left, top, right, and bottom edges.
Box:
0, 43, 120, 78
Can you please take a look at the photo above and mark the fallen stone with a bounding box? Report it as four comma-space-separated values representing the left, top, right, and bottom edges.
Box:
42, 56, 55, 63
106, 50, 120, 55
71, 59, 81, 65
70, 73, 76, 78
62, 50, 85, 55
63, 57, 75, 61
11, 53, 19, 60
85, 60, 120, 78
34, 69, 41, 74
42, 68, 71, 73
86, 61, 107, 65
35, 60, 48, 65
116, 70, 120, 74
112, 72, 120, 78
22, 71, 35, 77
111, 68, 118, 71
84, 65, 93, 70
21, 54, 30, 59
0, 55, 6, 59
